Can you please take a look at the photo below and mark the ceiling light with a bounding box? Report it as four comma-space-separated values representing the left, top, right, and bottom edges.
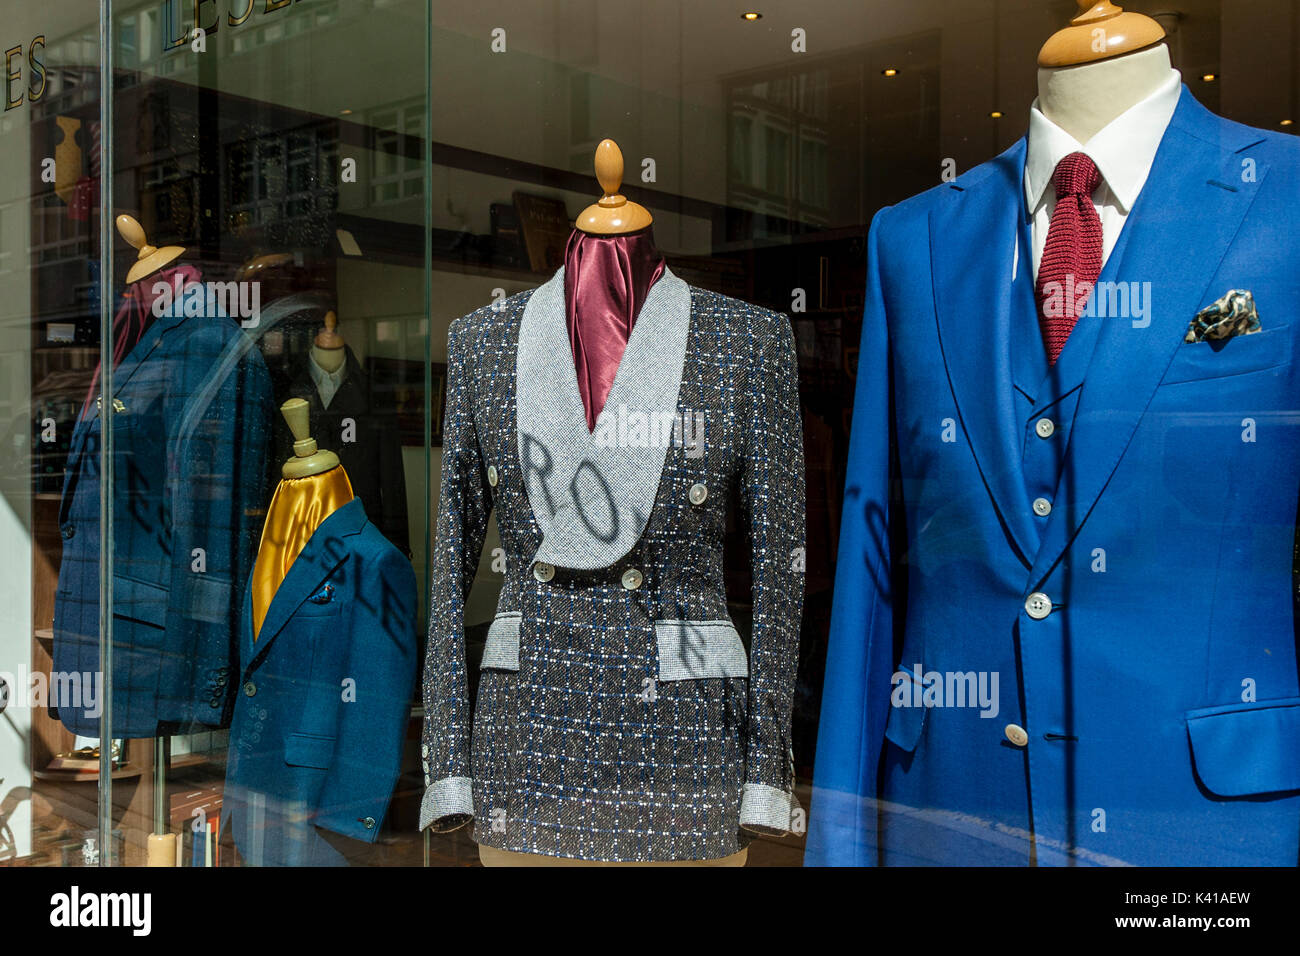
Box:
881, 68, 898, 77
990, 110, 1003, 119
742, 12, 762, 20
1201, 73, 1217, 82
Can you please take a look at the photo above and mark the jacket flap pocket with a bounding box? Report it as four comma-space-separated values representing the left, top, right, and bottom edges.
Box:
655, 620, 748, 681
1186, 697, 1300, 796
284, 732, 336, 769
883, 666, 928, 753
112, 575, 168, 628
481, 611, 521, 671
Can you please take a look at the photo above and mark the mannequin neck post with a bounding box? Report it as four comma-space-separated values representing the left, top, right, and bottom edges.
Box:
1037, 43, 1173, 143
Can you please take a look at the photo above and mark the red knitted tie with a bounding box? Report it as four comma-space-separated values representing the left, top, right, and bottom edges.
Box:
1035, 152, 1103, 364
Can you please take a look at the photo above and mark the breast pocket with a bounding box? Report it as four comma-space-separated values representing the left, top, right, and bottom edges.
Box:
294, 583, 342, 619
654, 620, 749, 681
1160, 325, 1291, 385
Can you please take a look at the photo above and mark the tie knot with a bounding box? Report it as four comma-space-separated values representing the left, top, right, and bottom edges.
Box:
1053, 151, 1101, 199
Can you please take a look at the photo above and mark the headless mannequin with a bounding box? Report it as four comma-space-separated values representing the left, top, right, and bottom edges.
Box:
311, 310, 346, 376
478, 141, 745, 868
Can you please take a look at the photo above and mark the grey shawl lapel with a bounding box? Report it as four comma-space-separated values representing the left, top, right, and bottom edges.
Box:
516, 265, 691, 571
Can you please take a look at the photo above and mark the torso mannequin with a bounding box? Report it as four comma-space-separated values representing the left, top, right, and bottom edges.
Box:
477, 141, 745, 868
311, 310, 346, 375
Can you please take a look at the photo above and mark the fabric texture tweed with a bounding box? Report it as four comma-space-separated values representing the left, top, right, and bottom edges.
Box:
420, 266, 805, 861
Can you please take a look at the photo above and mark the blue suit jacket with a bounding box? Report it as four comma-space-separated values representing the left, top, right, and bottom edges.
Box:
221, 496, 419, 867
53, 302, 273, 737
808, 89, 1300, 866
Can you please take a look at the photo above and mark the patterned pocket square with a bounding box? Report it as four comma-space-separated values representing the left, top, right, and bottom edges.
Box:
1185, 289, 1261, 343
308, 583, 335, 604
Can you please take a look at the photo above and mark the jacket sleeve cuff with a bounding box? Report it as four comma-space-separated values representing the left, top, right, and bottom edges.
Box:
419, 776, 474, 832
313, 804, 388, 844
739, 783, 796, 836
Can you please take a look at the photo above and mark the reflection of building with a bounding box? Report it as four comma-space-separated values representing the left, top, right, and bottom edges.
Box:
726, 33, 940, 240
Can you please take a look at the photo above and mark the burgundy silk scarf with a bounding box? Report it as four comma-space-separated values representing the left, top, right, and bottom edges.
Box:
563, 226, 665, 431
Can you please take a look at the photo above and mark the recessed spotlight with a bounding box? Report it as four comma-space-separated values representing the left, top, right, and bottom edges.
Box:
741, 11, 762, 20
340, 108, 353, 116
990, 110, 1004, 119
881, 67, 899, 77
1201, 73, 1217, 82
1281, 119, 1294, 127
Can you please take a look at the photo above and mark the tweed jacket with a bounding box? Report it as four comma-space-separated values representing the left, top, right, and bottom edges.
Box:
222, 497, 419, 866
420, 266, 806, 862
53, 299, 273, 737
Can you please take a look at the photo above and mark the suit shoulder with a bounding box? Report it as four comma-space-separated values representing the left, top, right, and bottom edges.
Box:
165, 312, 247, 352
1182, 107, 1300, 162
448, 289, 533, 350
691, 286, 793, 346
879, 145, 1021, 228
689, 287, 796, 374
353, 519, 417, 583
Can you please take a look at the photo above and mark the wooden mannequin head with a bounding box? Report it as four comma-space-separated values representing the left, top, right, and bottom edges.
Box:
575, 139, 654, 235
1038, 1, 1166, 68
117, 214, 185, 284
280, 397, 340, 478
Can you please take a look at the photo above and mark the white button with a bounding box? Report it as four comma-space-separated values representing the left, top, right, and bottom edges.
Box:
1025, 592, 1052, 620
1032, 497, 1052, 517
1005, 724, 1029, 747
487, 465, 499, 487
621, 568, 643, 590
1035, 418, 1055, 439
533, 561, 554, 583
688, 482, 708, 506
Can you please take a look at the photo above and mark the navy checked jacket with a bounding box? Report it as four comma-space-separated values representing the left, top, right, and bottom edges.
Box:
420, 267, 806, 862
53, 300, 273, 737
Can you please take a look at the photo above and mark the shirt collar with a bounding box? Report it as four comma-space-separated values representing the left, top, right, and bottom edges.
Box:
1024, 69, 1182, 214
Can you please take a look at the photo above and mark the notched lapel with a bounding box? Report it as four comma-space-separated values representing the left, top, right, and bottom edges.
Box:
931, 139, 1038, 566
245, 497, 364, 665
516, 265, 691, 570
1028, 90, 1268, 587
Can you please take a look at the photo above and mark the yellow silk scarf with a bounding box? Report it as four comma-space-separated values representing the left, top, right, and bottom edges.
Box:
251, 466, 354, 640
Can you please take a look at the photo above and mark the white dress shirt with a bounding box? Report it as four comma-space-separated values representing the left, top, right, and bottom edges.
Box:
1025, 69, 1182, 279
308, 348, 347, 410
